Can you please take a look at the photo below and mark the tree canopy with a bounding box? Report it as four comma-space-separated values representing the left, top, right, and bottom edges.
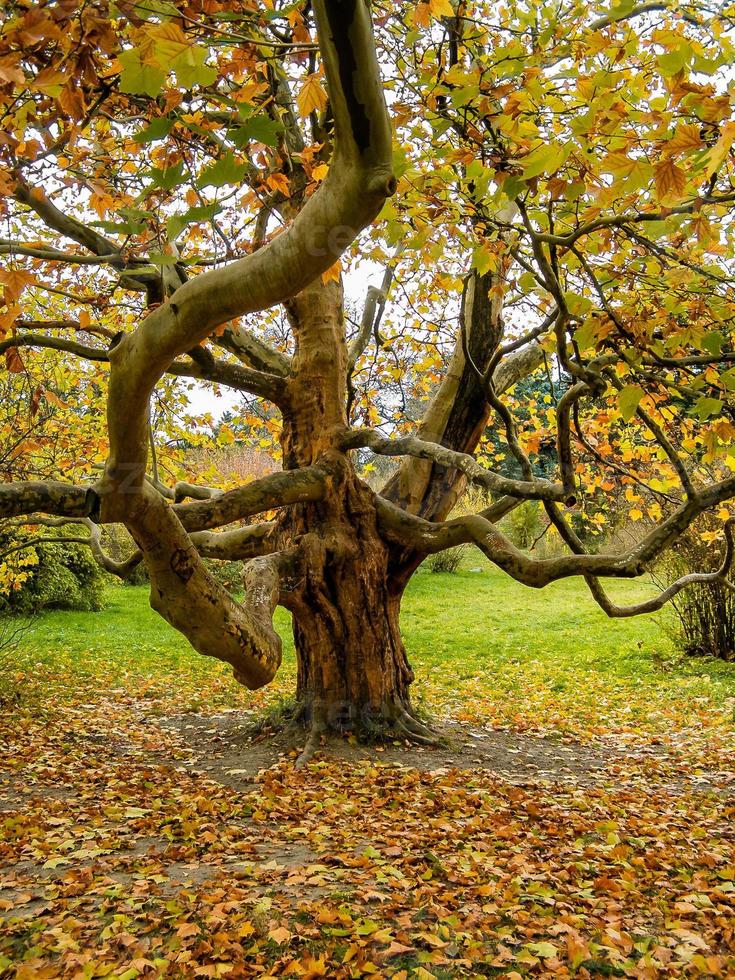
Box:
1, 0, 735, 750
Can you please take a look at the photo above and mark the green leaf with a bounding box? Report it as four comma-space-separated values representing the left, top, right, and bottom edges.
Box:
172, 46, 217, 89
167, 203, 221, 240
693, 397, 723, 420
563, 291, 593, 316
526, 941, 559, 959
145, 162, 185, 191
147, 252, 178, 266
198, 153, 248, 188
657, 45, 691, 77
230, 116, 282, 148
702, 331, 724, 356
118, 49, 166, 98
133, 117, 174, 143
574, 319, 599, 351
619, 384, 645, 422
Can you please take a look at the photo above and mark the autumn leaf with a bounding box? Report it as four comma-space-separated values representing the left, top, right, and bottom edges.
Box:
321, 259, 341, 284
5, 347, 25, 373
654, 158, 687, 202
297, 73, 328, 117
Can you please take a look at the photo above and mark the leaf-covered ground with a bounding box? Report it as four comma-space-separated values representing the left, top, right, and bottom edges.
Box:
2, 569, 735, 978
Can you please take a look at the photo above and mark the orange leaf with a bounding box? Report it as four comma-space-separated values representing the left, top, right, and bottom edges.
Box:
321, 259, 341, 284
297, 73, 328, 118
5, 347, 25, 373
654, 158, 686, 202
266, 172, 291, 197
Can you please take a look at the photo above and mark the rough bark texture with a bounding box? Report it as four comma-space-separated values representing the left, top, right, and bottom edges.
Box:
277, 279, 415, 732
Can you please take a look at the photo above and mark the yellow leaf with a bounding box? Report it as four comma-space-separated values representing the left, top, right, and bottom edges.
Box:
321, 259, 341, 284
667, 123, 702, 154
654, 158, 686, 202
429, 0, 454, 16
297, 73, 328, 118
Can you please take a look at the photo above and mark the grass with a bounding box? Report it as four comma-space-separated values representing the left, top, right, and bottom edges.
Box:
14, 563, 735, 738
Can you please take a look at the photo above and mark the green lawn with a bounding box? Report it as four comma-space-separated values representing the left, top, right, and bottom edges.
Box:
17, 564, 735, 738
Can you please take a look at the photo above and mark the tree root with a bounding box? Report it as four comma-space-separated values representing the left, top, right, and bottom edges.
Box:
292, 700, 444, 767
295, 706, 327, 769
393, 704, 440, 741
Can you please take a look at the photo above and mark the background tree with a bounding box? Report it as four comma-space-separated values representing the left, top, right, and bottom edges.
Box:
1, 0, 735, 762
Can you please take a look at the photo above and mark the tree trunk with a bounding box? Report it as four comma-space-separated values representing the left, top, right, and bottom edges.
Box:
284, 481, 414, 734
275, 278, 420, 741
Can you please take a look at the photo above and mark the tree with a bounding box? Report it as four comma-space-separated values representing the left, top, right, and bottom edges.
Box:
1, 0, 735, 762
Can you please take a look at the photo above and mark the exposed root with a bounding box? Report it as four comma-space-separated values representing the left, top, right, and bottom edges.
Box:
395, 718, 441, 747
393, 704, 440, 741
295, 707, 327, 769
248, 697, 444, 765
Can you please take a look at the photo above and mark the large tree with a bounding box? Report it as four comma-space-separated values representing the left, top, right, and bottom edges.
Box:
1, 0, 735, 761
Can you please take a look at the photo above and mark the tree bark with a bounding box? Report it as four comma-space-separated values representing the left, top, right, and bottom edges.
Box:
276, 279, 416, 736
285, 480, 414, 733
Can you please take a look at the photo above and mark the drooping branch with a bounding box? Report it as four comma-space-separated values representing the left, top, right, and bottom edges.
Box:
376, 474, 735, 590
585, 537, 735, 617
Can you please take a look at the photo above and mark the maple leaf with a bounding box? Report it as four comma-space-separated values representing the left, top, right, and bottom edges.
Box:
654, 158, 687, 202
297, 74, 328, 117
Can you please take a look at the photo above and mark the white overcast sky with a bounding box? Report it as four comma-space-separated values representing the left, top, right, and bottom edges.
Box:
186, 259, 383, 419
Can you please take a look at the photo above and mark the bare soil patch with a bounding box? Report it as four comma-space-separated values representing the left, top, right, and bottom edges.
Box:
159, 711, 618, 791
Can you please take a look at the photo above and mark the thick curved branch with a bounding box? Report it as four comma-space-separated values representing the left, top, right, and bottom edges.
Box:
375, 474, 735, 588
190, 522, 277, 561
214, 324, 292, 377
344, 428, 570, 503
174, 463, 330, 532
0, 482, 91, 521
102, 0, 395, 499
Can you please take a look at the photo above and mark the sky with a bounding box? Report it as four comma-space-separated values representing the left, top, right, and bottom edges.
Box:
186, 259, 384, 420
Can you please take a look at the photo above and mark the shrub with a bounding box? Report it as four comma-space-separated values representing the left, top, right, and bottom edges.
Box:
500, 500, 542, 549
0, 530, 108, 614
426, 547, 465, 573
203, 558, 245, 592
653, 523, 735, 661
0, 614, 34, 707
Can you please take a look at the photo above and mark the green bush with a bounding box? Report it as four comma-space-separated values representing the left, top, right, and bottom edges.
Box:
426, 547, 465, 573
500, 500, 543, 549
100, 524, 149, 586
0, 532, 108, 614
203, 558, 245, 592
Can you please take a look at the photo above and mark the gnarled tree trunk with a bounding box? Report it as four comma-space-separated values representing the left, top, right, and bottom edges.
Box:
275, 280, 417, 742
